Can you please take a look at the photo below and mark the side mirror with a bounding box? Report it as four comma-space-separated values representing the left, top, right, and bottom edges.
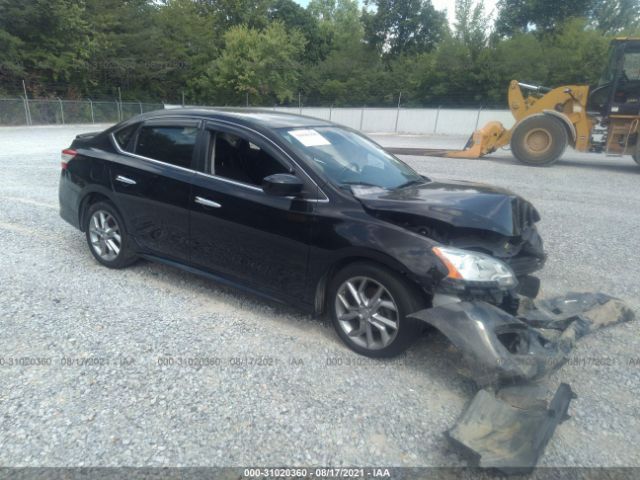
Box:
262, 173, 304, 197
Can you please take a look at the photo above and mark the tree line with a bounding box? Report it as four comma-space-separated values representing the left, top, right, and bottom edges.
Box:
0, 0, 638, 107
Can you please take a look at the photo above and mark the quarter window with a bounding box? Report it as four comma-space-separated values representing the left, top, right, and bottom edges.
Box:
114, 123, 139, 151
135, 126, 198, 168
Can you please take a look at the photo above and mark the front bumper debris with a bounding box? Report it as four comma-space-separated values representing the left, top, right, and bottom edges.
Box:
409, 292, 634, 474
409, 292, 634, 387
447, 383, 576, 475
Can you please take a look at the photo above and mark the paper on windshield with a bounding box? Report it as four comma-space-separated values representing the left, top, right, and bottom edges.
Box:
289, 129, 330, 147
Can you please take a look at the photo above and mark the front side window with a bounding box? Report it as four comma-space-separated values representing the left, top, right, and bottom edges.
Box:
277, 126, 422, 190
135, 126, 198, 168
210, 131, 289, 186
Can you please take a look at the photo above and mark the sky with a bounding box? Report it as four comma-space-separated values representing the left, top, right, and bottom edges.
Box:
293, 0, 500, 27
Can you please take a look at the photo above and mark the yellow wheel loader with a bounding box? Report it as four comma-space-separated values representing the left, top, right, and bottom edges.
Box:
388, 38, 640, 166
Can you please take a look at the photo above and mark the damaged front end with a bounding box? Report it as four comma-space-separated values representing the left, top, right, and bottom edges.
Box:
409, 292, 634, 473
354, 179, 548, 284
351, 175, 634, 473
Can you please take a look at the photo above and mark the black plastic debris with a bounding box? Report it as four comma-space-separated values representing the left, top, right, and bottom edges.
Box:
408, 292, 634, 474
517, 292, 635, 349
409, 293, 634, 387
410, 301, 558, 386
447, 383, 576, 475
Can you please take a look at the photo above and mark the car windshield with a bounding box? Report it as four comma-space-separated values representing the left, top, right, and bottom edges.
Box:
276, 126, 423, 190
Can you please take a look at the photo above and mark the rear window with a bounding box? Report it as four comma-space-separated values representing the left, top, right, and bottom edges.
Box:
135, 126, 198, 169
114, 123, 139, 151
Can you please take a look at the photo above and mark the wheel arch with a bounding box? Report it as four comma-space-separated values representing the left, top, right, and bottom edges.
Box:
513, 112, 576, 148
313, 251, 431, 316
542, 110, 577, 147
78, 188, 118, 232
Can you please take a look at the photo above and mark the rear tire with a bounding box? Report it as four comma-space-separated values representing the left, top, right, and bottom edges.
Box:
328, 262, 428, 358
511, 115, 568, 166
85, 201, 137, 269
633, 142, 640, 165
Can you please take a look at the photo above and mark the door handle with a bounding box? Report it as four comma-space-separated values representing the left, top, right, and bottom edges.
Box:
115, 175, 137, 185
195, 196, 222, 208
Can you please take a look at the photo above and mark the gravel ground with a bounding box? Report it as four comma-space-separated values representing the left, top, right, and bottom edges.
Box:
0, 124, 639, 468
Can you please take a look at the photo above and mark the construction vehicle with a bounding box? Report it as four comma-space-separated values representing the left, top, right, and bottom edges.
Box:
388, 38, 640, 166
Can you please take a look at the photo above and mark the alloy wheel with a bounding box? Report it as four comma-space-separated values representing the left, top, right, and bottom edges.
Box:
88, 210, 122, 262
334, 276, 400, 350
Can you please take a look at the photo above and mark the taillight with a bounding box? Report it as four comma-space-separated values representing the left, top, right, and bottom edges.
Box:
61, 149, 77, 170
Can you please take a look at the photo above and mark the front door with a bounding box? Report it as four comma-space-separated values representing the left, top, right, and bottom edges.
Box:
189, 124, 316, 302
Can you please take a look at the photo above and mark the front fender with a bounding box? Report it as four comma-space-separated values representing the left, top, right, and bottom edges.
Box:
307, 210, 449, 312
310, 211, 447, 282
542, 110, 577, 145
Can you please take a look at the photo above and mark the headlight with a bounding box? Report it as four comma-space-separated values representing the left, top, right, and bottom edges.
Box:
432, 246, 517, 288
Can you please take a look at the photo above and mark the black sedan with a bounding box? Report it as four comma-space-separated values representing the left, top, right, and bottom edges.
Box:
59, 108, 546, 357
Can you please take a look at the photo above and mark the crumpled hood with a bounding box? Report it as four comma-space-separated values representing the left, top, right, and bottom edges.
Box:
352, 179, 540, 236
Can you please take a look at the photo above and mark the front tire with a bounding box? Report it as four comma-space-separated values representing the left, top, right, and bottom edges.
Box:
85, 201, 137, 269
328, 262, 427, 358
511, 115, 568, 166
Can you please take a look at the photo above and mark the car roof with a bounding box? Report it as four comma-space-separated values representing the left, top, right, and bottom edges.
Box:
132, 107, 335, 130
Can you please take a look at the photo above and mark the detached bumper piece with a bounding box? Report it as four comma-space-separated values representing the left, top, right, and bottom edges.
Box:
408, 293, 634, 474
409, 293, 634, 387
447, 383, 576, 475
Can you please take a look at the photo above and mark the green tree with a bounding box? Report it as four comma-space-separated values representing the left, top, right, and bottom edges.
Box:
304, 0, 386, 105
201, 0, 271, 29
591, 0, 640, 34
304, 42, 391, 105
480, 33, 548, 102
363, 0, 448, 55
412, 39, 483, 105
495, 0, 595, 36
0, 0, 91, 95
153, 0, 219, 102
267, 0, 330, 62
454, 0, 491, 59
542, 18, 611, 86
308, 0, 363, 48
477, 19, 610, 105
0, 25, 24, 90
202, 22, 306, 104
83, 0, 159, 98
0, 0, 623, 108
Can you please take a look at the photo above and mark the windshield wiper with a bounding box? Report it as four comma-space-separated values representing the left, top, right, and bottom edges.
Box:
395, 178, 424, 189
339, 181, 383, 190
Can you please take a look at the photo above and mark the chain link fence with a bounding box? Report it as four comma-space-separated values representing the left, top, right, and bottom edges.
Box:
0, 98, 28, 125
0, 98, 165, 126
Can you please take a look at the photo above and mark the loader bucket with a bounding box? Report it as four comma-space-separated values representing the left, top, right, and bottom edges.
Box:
386, 121, 508, 159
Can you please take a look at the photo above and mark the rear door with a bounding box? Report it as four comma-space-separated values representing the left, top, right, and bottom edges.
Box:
110, 118, 201, 262
189, 122, 319, 302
